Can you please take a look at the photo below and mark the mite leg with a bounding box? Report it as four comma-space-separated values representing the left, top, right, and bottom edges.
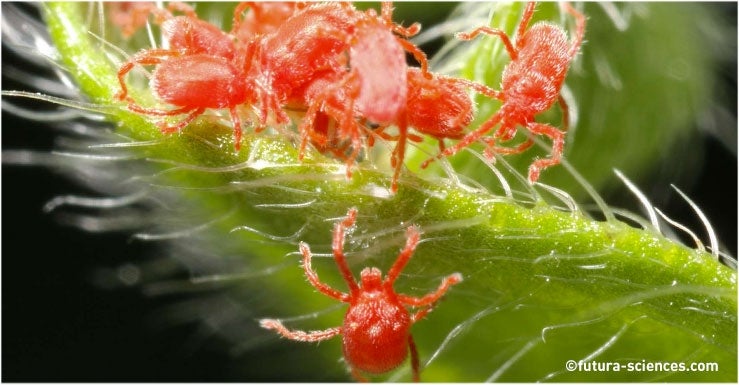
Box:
370, 126, 423, 143
229, 106, 243, 152
483, 136, 534, 159
384, 225, 421, 286
259, 319, 341, 342
560, 2, 587, 58
157, 107, 205, 134
525, 122, 565, 182
396, 38, 429, 77
299, 241, 350, 302
115, 49, 179, 101
331, 209, 361, 295
388, 118, 410, 193
381, 2, 421, 38
398, 273, 463, 307
557, 95, 570, 132
421, 112, 503, 169
125, 103, 204, 135
514, 2, 537, 43
457, 27, 517, 60
409, 335, 420, 382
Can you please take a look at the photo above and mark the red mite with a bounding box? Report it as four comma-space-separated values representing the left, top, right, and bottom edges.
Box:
292, 7, 392, 172
252, 2, 357, 127
259, 208, 462, 381
424, 2, 586, 182
114, 2, 258, 151
368, 67, 490, 192
296, 3, 429, 188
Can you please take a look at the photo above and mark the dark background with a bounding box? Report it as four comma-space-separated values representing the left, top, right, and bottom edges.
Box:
2, 2, 736, 382
1, 111, 243, 380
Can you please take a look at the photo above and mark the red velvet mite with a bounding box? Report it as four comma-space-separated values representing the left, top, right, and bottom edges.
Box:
260, 208, 462, 381
114, 2, 259, 151
425, 2, 586, 182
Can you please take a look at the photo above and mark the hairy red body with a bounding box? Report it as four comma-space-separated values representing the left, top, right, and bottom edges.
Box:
259, 208, 462, 381
427, 2, 586, 182
114, 2, 258, 151
255, 3, 357, 125
292, 3, 431, 192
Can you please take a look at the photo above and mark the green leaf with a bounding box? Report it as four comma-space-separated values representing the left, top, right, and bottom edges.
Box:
38, 2, 737, 381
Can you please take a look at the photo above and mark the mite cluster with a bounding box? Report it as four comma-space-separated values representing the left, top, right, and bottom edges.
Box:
260, 208, 463, 381
113, 1, 585, 193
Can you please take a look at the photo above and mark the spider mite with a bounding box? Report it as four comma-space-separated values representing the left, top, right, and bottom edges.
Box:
371, 67, 489, 191
427, 2, 586, 182
255, 1, 424, 117
296, 13, 409, 184
114, 2, 257, 151
250, 2, 358, 128
260, 208, 462, 381
295, 3, 430, 191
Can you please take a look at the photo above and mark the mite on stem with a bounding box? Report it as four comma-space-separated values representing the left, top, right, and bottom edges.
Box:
260, 208, 462, 381
423, 2, 586, 182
